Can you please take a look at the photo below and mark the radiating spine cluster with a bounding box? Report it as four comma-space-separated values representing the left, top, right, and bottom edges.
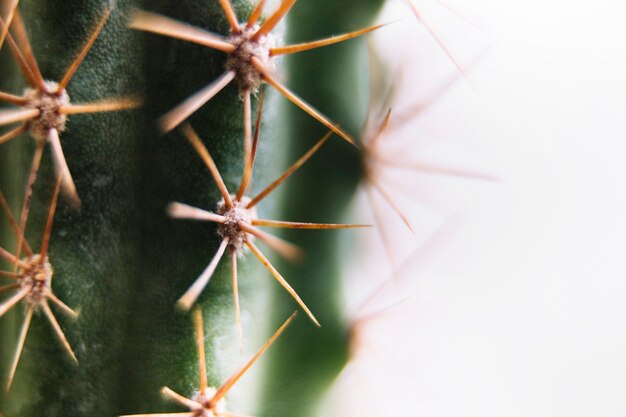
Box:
0, 0, 378, 413
0, 0, 486, 415
0, 1, 137, 391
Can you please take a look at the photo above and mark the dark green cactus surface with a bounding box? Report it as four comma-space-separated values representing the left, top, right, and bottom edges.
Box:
0, 0, 384, 416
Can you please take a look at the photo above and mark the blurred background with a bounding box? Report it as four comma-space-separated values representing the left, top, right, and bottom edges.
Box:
323, 0, 626, 416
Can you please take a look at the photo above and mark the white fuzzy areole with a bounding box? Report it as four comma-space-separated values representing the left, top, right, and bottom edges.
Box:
216, 195, 258, 254
193, 387, 226, 417
225, 24, 275, 93
20, 254, 53, 305
24, 81, 70, 142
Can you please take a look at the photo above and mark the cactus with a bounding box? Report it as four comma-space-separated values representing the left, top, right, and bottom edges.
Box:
0, 0, 388, 416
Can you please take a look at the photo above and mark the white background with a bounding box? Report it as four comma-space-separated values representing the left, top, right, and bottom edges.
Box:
328, 0, 626, 416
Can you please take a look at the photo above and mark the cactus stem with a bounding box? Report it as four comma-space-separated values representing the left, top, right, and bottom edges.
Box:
130, 0, 381, 142
246, 129, 333, 209
0, 177, 78, 390
119, 309, 296, 417
0, 4, 140, 210
57, 5, 113, 91
169, 118, 362, 323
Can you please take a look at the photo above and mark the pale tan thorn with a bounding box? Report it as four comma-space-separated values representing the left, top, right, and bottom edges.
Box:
211, 310, 298, 403
406, 0, 472, 87
58, 6, 112, 91
391, 47, 487, 130
166, 202, 226, 223
0, 20, 37, 87
0, 0, 19, 51
11, 11, 45, 89
249, 92, 264, 171
246, 239, 320, 326
230, 248, 242, 351
161, 387, 202, 410
252, 219, 371, 229
431, 0, 484, 34
60, 97, 143, 115
236, 89, 253, 201
15, 142, 44, 264
0, 123, 27, 145
0, 190, 33, 256
356, 282, 409, 325
180, 123, 234, 208
236, 92, 264, 199
362, 39, 377, 133
219, 0, 241, 33
129, 10, 235, 53
159, 70, 235, 133
39, 175, 63, 259
365, 185, 399, 269
6, 304, 33, 392
0, 91, 27, 106
0, 246, 28, 270
49, 129, 81, 208
0, 108, 38, 127
238, 222, 301, 262
368, 108, 392, 149
42, 301, 78, 363
252, 0, 296, 41
0, 287, 28, 318
248, 129, 333, 208
352, 214, 461, 315
48, 292, 78, 318
271, 23, 387, 56
383, 159, 497, 181
252, 57, 357, 146
0, 284, 20, 294
119, 413, 195, 417
191, 307, 208, 391
0, 271, 21, 279
369, 177, 414, 233
177, 238, 230, 311
246, 0, 267, 28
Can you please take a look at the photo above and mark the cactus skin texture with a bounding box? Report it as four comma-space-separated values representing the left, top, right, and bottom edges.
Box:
0, 0, 384, 416
261, 1, 385, 417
